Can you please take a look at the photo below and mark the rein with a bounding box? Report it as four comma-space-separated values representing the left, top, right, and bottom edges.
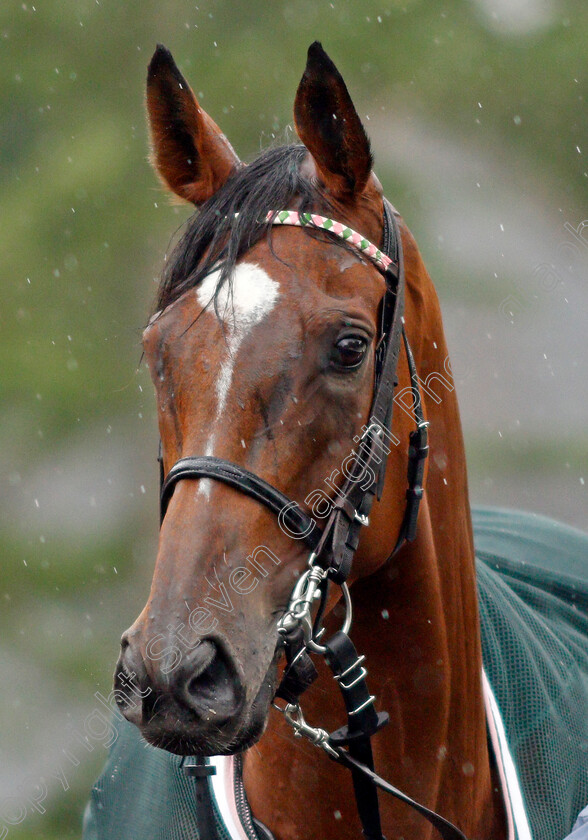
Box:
159, 200, 468, 840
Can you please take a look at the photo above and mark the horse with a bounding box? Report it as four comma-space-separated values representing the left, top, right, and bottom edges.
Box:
83, 43, 588, 840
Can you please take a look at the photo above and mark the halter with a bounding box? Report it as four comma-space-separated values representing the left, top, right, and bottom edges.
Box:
159, 201, 468, 840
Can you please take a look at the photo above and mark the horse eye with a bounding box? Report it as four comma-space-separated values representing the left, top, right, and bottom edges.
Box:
331, 335, 368, 370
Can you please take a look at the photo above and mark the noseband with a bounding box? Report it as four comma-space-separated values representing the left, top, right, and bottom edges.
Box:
158, 200, 468, 840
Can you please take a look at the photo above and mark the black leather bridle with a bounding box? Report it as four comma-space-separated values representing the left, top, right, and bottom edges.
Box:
159, 200, 469, 840
160, 200, 428, 576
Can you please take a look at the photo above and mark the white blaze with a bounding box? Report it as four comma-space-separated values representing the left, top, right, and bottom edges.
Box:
196, 262, 280, 497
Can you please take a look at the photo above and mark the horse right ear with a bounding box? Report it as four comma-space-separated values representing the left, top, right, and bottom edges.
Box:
294, 42, 372, 200
146, 45, 241, 205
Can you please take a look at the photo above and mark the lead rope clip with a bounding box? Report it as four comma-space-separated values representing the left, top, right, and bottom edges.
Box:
271, 701, 339, 759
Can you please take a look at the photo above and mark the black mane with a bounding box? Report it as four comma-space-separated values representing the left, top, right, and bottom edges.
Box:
157, 144, 333, 314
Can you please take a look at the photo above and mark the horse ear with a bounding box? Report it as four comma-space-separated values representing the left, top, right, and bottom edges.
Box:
294, 42, 373, 200
146, 45, 241, 205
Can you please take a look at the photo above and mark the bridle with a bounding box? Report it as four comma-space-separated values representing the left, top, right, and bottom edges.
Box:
160, 201, 427, 570
158, 200, 469, 840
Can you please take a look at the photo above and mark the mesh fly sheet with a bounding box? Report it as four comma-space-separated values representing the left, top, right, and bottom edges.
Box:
83, 507, 588, 840
473, 507, 588, 839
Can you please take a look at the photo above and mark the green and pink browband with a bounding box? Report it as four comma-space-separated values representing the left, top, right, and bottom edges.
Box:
266, 210, 393, 273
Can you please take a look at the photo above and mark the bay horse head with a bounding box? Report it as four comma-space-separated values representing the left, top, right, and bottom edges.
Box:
114, 43, 438, 760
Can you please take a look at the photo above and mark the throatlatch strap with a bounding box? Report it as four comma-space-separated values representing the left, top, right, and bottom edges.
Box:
390, 328, 429, 556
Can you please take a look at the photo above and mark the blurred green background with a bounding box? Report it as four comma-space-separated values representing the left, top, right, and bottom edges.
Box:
1, 0, 586, 836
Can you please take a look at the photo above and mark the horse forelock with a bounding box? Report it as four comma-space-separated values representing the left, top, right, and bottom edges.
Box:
156, 144, 335, 316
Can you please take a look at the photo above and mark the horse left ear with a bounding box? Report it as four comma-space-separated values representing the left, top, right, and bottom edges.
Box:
146, 45, 241, 205
294, 42, 373, 200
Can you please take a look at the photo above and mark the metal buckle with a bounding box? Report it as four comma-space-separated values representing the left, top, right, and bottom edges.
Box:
359, 422, 383, 442
339, 666, 368, 690
348, 695, 376, 716
336, 653, 366, 680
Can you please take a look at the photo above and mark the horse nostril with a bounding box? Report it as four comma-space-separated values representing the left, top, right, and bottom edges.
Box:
180, 640, 243, 722
114, 635, 149, 725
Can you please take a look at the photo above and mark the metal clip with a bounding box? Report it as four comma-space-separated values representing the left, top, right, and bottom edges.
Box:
277, 558, 353, 654
272, 702, 339, 759
277, 563, 326, 642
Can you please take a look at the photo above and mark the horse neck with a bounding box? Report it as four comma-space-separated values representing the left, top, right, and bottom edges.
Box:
245, 229, 504, 839
345, 235, 500, 837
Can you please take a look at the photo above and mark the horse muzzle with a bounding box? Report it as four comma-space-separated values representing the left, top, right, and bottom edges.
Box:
114, 632, 254, 755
